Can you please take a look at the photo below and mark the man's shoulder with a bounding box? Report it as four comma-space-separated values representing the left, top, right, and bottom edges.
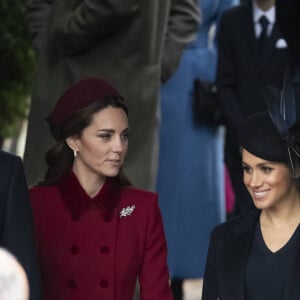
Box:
0, 151, 20, 168
0, 150, 18, 161
221, 3, 249, 23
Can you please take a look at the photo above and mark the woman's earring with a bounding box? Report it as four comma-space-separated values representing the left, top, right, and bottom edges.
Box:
73, 150, 78, 158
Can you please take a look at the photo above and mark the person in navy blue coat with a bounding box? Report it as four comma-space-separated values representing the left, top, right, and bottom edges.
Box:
0, 150, 41, 300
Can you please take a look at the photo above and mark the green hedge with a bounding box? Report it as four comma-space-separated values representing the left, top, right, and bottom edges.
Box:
0, 0, 36, 138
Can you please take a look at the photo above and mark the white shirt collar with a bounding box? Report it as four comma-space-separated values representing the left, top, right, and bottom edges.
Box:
252, 0, 275, 25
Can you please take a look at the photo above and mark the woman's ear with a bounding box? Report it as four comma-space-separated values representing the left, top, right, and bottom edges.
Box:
65, 136, 79, 152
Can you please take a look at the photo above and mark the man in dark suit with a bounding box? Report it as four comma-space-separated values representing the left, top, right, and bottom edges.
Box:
276, 0, 300, 65
276, 0, 300, 124
0, 151, 41, 300
217, 0, 289, 216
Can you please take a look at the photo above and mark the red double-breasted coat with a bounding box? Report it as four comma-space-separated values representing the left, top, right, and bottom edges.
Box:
29, 171, 172, 300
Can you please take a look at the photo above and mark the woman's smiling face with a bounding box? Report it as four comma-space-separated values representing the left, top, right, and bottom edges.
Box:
242, 149, 296, 210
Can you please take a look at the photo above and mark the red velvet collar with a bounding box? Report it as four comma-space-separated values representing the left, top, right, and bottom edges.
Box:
58, 171, 122, 221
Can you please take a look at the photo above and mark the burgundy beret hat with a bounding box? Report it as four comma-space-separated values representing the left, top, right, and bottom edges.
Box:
47, 77, 124, 139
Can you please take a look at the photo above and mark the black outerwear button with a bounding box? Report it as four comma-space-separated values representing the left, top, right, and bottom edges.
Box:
70, 245, 79, 254
100, 246, 109, 254
67, 279, 77, 289
99, 279, 109, 288
72, 214, 80, 221
103, 215, 111, 223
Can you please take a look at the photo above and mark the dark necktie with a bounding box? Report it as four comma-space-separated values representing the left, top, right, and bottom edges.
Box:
258, 15, 269, 61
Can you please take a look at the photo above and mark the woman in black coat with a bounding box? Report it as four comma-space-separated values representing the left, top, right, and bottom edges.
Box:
202, 111, 300, 300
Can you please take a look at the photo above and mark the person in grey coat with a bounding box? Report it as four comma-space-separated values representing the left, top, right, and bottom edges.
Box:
0, 150, 41, 300
24, 0, 200, 190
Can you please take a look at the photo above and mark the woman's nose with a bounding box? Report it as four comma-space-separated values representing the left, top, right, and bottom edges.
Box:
112, 137, 124, 152
247, 172, 262, 187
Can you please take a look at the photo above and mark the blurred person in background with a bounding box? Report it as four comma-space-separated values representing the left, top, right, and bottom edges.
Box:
156, 0, 238, 299
276, 0, 300, 65
276, 0, 300, 114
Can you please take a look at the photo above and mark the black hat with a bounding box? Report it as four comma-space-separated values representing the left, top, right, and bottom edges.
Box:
246, 66, 300, 172
239, 112, 288, 163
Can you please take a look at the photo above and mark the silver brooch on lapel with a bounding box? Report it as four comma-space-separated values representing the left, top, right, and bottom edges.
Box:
120, 205, 135, 218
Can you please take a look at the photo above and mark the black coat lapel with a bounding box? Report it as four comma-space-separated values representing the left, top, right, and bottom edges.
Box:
284, 234, 300, 299
223, 210, 259, 300
226, 232, 251, 299
240, 2, 258, 65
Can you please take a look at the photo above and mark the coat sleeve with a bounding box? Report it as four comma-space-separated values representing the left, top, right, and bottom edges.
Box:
0, 156, 41, 300
48, 0, 140, 56
161, 0, 200, 83
202, 228, 219, 300
25, 0, 53, 53
216, 11, 243, 132
138, 195, 173, 300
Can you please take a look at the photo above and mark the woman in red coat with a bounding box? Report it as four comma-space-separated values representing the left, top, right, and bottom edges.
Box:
29, 77, 173, 300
